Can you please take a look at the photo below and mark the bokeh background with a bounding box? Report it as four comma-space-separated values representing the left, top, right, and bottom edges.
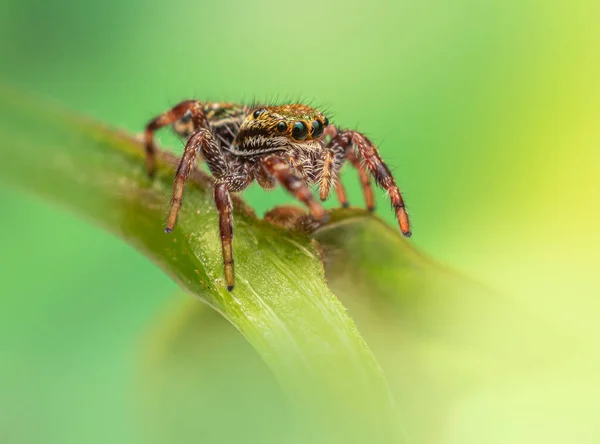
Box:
1, 0, 599, 443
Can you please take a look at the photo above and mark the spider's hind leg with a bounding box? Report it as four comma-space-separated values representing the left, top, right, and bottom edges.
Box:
144, 100, 202, 177
164, 125, 241, 291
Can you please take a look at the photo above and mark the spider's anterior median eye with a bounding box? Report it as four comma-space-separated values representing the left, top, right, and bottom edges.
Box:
311, 120, 323, 138
292, 121, 308, 140
253, 108, 266, 119
277, 121, 287, 133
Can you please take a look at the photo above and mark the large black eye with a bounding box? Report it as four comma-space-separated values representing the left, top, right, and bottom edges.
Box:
277, 121, 287, 133
311, 120, 323, 138
323, 116, 329, 127
292, 121, 308, 140
253, 108, 266, 119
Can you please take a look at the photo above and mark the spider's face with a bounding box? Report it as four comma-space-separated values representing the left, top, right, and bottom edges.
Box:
234, 104, 329, 154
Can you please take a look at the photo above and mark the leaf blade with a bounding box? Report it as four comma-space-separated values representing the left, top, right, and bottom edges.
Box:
0, 90, 402, 442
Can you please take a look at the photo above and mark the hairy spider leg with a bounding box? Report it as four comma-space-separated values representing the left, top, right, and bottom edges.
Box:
335, 182, 350, 208
323, 125, 350, 208
165, 126, 238, 290
261, 155, 326, 221
319, 125, 344, 202
164, 129, 218, 232
214, 181, 235, 291
322, 125, 375, 211
346, 149, 375, 212
347, 131, 411, 237
144, 100, 202, 177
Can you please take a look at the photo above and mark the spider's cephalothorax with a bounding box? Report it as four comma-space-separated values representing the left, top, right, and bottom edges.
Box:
145, 100, 411, 291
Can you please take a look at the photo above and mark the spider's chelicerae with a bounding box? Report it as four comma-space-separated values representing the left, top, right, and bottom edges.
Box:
144, 100, 411, 291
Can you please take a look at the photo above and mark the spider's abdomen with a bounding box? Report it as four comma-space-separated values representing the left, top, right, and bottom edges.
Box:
204, 103, 247, 150
172, 102, 247, 148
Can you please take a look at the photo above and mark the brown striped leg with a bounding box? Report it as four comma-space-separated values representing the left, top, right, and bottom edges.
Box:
351, 132, 411, 237
326, 126, 373, 210
144, 100, 202, 178
164, 129, 224, 232
346, 149, 375, 212
261, 155, 326, 221
214, 181, 235, 291
335, 181, 350, 208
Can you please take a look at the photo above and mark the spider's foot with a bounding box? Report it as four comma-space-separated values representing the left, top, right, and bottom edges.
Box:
395, 205, 411, 237
367, 205, 376, 213
145, 161, 156, 180
341, 202, 350, 209
164, 227, 173, 234
227, 285, 234, 292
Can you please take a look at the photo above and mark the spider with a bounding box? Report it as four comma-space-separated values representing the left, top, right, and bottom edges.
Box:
144, 100, 411, 291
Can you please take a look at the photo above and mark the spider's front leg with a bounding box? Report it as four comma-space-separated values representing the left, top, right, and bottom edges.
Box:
354, 131, 411, 236
320, 125, 375, 211
164, 125, 240, 291
144, 100, 202, 177
325, 127, 412, 237
214, 181, 234, 291
261, 155, 326, 221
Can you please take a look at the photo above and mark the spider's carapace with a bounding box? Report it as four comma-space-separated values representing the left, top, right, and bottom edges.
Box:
145, 101, 411, 290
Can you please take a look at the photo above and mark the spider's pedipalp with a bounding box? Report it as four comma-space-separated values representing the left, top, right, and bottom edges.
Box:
319, 148, 336, 201
262, 155, 326, 222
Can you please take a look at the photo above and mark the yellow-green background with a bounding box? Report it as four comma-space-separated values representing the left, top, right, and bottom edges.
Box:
0, 0, 598, 443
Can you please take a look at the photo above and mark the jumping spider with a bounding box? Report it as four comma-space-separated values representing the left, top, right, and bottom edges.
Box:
144, 101, 411, 291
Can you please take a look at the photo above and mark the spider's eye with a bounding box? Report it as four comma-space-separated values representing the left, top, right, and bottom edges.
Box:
323, 116, 329, 127
311, 120, 323, 138
292, 121, 308, 140
253, 108, 266, 119
277, 121, 287, 133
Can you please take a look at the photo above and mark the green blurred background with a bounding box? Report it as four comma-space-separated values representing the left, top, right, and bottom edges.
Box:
0, 0, 598, 443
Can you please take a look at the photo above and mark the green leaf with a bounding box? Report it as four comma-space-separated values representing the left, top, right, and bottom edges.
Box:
0, 89, 403, 442
140, 212, 558, 444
